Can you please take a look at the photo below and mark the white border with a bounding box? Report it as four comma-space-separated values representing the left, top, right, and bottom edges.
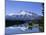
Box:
0, 0, 45, 35
0, 0, 5, 35
10, 0, 44, 3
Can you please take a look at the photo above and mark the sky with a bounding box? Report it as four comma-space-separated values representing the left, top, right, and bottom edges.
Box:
6, 0, 43, 16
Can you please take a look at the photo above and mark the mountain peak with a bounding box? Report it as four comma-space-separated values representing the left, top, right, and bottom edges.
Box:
6, 10, 40, 20
7, 10, 32, 16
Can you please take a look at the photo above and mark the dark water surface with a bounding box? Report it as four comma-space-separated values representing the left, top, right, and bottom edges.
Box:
5, 24, 40, 35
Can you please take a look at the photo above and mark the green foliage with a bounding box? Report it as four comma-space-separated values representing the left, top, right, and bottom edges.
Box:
39, 3, 44, 32
5, 20, 25, 27
28, 22, 32, 30
39, 16, 44, 32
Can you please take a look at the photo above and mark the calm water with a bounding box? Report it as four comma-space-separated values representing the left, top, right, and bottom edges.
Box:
5, 24, 40, 35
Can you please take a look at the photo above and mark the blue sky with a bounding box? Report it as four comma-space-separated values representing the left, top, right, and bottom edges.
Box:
6, 0, 43, 16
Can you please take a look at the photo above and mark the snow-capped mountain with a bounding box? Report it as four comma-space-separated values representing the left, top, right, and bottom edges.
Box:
6, 10, 32, 16
5, 10, 40, 20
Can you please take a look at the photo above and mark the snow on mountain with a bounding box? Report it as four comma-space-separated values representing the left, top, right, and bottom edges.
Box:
6, 10, 32, 16
5, 10, 40, 20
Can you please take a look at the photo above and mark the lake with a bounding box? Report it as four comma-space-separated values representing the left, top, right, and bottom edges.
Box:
5, 24, 40, 35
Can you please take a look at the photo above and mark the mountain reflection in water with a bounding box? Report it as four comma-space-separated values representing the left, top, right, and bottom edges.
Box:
5, 24, 40, 35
